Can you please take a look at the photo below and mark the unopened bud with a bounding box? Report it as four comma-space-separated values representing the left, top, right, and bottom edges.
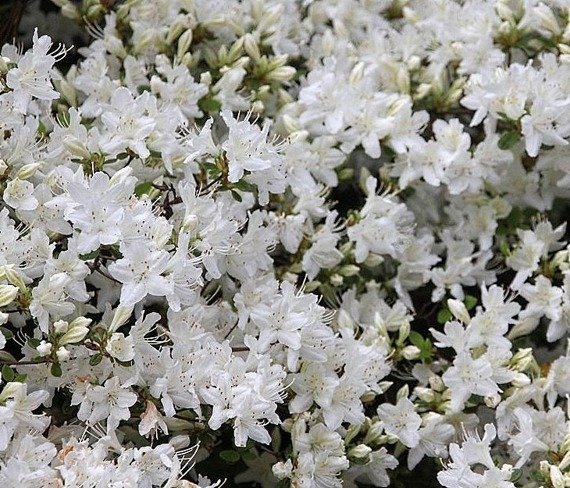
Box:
484, 392, 501, 408
447, 299, 470, 323
402, 345, 421, 360
534, 4, 562, 35
53, 320, 69, 334
59, 322, 89, 345
338, 264, 360, 277
0, 285, 18, 307
272, 460, 293, 480
349, 62, 365, 85
511, 372, 531, 387
61, 2, 80, 20
177, 29, 193, 59
109, 305, 133, 333
0, 382, 23, 403
549, 465, 565, 488
282, 114, 300, 134
396, 384, 409, 401
330, 273, 343, 286
429, 375, 445, 392
56, 346, 70, 362
348, 444, 372, 464
415, 387, 436, 403
3, 266, 27, 291
510, 348, 534, 371
243, 34, 261, 62
63, 135, 91, 160
16, 162, 42, 180
36, 341, 53, 357
266, 66, 296, 82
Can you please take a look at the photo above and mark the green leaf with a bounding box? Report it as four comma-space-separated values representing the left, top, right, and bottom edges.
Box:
464, 295, 477, 311
241, 450, 257, 461
0, 351, 16, 363
219, 450, 240, 463
2, 365, 15, 382
499, 239, 510, 256
27, 338, 41, 348
233, 179, 256, 192
437, 308, 452, 324
80, 250, 99, 261
198, 96, 222, 113
408, 331, 424, 349
50, 363, 62, 378
89, 354, 103, 366
0, 327, 13, 340
134, 182, 153, 197
510, 469, 522, 483
230, 190, 242, 202
14, 373, 27, 383
498, 131, 520, 150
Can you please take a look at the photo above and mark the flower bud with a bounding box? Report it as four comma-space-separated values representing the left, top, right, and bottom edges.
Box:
16, 162, 42, 180
109, 305, 133, 333
177, 29, 193, 59
330, 273, 343, 286
447, 298, 470, 323
338, 264, 360, 277
272, 460, 293, 480
559, 449, 570, 471
402, 345, 421, 360
0, 159, 7, 176
0, 57, 9, 74
63, 135, 91, 160
281, 114, 300, 134
266, 66, 296, 82
53, 320, 69, 334
243, 33, 261, 62
534, 4, 562, 35
0, 285, 18, 307
415, 387, 436, 403
56, 346, 70, 362
484, 392, 501, 408
59, 320, 89, 345
61, 2, 80, 20
396, 384, 409, 401
251, 100, 264, 113
344, 423, 362, 445
429, 375, 445, 392
549, 465, 565, 488
57, 77, 77, 106
398, 321, 410, 343
37, 340, 53, 357
0, 382, 23, 403
348, 444, 372, 464
510, 348, 534, 371
349, 62, 365, 85
511, 372, 531, 387
508, 316, 540, 340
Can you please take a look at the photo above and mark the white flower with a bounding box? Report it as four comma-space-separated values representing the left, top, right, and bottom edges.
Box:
442, 352, 500, 411
377, 397, 422, 448
106, 332, 135, 362
3, 178, 38, 211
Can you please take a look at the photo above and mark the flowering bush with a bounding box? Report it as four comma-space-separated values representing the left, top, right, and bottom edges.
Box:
0, 0, 569, 486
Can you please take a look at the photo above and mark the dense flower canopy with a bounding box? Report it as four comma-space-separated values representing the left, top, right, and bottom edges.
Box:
0, 0, 569, 486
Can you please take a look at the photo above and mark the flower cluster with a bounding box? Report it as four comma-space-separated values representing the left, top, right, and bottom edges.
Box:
0, 0, 569, 486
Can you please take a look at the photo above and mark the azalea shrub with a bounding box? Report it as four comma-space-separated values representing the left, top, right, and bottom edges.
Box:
0, 0, 569, 486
